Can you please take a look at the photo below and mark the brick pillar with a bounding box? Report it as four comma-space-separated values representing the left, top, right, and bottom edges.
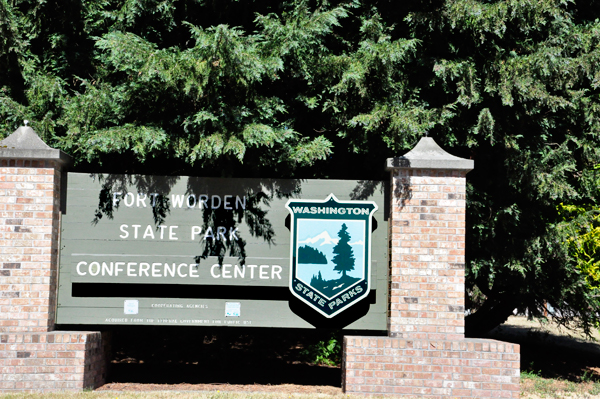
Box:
386, 148, 469, 340
0, 124, 108, 391
0, 136, 66, 333
342, 138, 520, 398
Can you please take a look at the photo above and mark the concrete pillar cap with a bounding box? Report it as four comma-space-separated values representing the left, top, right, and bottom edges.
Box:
386, 137, 473, 171
0, 125, 71, 165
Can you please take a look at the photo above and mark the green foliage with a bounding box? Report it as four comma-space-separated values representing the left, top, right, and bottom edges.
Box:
2, 0, 600, 334
301, 333, 341, 367
580, 369, 594, 383
558, 203, 600, 294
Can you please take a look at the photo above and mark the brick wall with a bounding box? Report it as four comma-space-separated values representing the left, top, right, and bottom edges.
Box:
0, 159, 61, 332
343, 336, 520, 398
0, 331, 108, 391
388, 168, 467, 340
0, 147, 108, 392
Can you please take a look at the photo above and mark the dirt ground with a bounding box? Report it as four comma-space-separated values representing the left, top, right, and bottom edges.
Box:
96, 327, 345, 394
487, 316, 600, 381
96, 317, 600, 395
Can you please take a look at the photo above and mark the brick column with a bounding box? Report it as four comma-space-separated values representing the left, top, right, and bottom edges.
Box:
0, 125, 108, 391
387, 155, 469, 340
342, 138, 520, 398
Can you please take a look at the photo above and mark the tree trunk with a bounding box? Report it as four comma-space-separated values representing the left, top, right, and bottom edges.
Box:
465, 296, 517, 337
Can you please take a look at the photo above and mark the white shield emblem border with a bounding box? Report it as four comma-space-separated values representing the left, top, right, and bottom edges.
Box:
285, 194, 378, 318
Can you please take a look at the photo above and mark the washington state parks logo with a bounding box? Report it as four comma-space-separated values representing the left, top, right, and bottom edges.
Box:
285, 194, 378, 318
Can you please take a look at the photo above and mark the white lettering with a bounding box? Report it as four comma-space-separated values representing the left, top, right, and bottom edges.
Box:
113, 192, 122, 207
211, 195, 222, 209
272, 265, 282, 279
199, 195, 209, 209
165, 263, 176, 277
89, 262, 100, 276
115, 262, 124, 276
102, 262, 113, 276
76, 261, 87, 276
132, 224, 141, 239
224, 195, 233, 210
119, 224, 129, 239
210, 264, 221, 278
234, 264, 245, 278
171, 194, 185, 208
137, 193, 147, 207
124, 192, 135, 207
191, 226, 202, 240
169, 225, 179, 240
143, 225, 155, 239
259, 265, 269, 279
139, 263, 150, 277
236, 196, 246, 209
187, 194, 196, 208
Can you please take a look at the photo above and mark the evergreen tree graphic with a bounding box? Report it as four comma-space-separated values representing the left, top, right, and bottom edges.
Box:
332, 223, 355, 277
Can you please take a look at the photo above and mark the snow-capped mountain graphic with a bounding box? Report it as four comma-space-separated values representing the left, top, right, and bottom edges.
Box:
298, 231, 339, 246
295, 219, 369, 290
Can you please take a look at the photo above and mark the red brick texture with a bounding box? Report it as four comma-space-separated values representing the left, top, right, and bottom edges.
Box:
342, 167, 520, 398
388, 169, 467, 340
0, 331, 108, 391
0, 159, 61, 332
343, 336, 520, 398
0, 157, 108, 392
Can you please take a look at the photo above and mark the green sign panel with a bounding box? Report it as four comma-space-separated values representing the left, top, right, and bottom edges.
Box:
56, 173, 388, 330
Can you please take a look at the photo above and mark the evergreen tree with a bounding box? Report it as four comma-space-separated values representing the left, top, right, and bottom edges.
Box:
1, 0, 600, 335
332, 223, 355, 277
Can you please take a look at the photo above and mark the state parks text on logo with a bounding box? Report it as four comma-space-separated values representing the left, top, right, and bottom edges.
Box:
285, 194, 378, 318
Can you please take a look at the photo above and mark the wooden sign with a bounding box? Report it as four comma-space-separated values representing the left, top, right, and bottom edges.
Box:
56, 173, 388, 330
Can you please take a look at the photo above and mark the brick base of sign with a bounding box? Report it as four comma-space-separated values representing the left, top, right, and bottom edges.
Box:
343, 336, 520, 398
0, 331, 108, 391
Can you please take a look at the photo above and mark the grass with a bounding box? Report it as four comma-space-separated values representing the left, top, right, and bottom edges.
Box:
520, 369, 600, 398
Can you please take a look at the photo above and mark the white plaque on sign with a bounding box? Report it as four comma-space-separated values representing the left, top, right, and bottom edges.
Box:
124, 300, 139, 315
225, 302, 241, 317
